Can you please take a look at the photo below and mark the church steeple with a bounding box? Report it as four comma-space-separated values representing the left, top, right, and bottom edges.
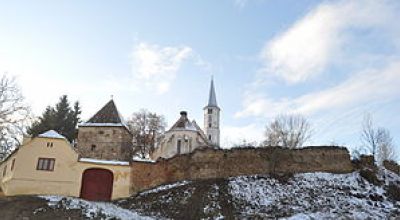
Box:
204, 77, 220, 147
207, 78, 218, 108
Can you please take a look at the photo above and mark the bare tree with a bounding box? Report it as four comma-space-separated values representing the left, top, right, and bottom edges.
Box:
264, 114, 312, 149
360, 113, 397, 164
361, 114, 378, 158
127, 109, 166, 159
376, 128, 396, 164
0, 75, 30, 159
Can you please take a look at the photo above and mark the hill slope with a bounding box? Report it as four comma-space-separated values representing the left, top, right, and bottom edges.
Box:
117, 169, 400, 219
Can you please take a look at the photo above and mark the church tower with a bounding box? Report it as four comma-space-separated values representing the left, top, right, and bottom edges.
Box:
204, 78, 220, 147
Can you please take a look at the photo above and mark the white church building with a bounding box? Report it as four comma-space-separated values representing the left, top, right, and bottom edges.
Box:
151, 79, 221, 160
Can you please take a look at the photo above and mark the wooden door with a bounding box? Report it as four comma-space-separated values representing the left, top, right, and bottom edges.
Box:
80, 168, 113, 201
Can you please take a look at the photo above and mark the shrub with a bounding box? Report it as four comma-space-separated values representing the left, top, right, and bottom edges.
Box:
385, 184, 400, 201
360, 169, 382, 186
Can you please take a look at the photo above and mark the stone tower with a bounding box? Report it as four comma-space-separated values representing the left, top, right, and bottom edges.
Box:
204, 78, 220, 147
76, 99, 133, 161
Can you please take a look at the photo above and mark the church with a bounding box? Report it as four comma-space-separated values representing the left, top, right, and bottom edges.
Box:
151, 78, 221, 159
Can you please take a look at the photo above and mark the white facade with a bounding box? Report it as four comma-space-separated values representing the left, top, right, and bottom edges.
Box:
151, 111, 209, 160
204, 78, 220, 147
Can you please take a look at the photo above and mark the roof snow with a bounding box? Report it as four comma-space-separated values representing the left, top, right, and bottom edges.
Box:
38, 130, 66, 140
79, 158, 129, 166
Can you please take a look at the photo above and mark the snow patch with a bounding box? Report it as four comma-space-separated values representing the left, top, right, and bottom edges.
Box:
38, 130, 66, 140
140, 181, 191, 195
132, 156, 156, 163
39, 196, 153, 219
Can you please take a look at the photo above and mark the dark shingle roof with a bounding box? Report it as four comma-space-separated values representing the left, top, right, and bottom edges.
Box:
87, 100, 123, 124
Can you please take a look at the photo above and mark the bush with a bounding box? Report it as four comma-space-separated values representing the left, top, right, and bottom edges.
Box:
385, 184, 400, 201
360, 169, 382, 186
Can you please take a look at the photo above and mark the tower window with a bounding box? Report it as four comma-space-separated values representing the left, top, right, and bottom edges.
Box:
208, 123, 212, 128
91, 144, 96, 151
208, 109, 213, 114
208, 135, 212, 141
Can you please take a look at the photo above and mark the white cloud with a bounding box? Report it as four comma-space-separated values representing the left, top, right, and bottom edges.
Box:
261, 0, 396, 84
131, 42, 193, 94
237, 60, 400, 118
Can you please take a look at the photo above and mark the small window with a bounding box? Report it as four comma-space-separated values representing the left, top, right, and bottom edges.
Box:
36, 158, 55, 171
99, 130, 104, 135
11, 159, 15, 171
46, 142, 53, 147
208, 109, 213, 114
3, 165, 7, 177
208, 135, 212, 141
91, 145, 96, 151
208, 123, 212, 128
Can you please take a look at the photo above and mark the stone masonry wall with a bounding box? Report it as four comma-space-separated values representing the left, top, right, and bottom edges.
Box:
130, 146, 353, 194
77, 126, 133, 161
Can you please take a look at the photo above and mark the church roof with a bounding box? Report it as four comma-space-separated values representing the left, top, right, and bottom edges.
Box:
80, 99, 127, 128
169, 111, 197, 132
205, 78, 218, 108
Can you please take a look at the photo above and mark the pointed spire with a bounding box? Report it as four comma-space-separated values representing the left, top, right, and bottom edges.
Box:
206, 77, 218, 107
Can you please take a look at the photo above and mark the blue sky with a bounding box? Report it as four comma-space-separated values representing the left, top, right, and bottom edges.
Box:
0, 0, 399, 157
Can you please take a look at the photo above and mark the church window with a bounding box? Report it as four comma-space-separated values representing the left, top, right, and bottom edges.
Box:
36, 158, 55, 171
91, 145, 96, 151
208, 123, 212, 128
208, 135, 212, 141
177, 140, 182, 154
208, 109, 213, 114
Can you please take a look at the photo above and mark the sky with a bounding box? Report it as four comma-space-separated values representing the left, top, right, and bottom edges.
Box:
0, 0, 399, 158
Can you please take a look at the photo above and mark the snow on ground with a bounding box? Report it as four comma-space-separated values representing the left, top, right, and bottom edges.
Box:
229, 170, 400, 219
39, 196, 153, 220
139, 180, 191, 196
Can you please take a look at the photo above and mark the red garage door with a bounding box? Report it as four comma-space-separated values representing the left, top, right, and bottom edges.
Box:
80, 168, 113, 201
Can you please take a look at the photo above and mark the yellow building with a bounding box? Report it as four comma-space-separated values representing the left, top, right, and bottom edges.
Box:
0, 130, 131, 201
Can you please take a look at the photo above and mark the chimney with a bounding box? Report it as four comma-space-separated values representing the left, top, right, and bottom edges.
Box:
180, 111, 187, 117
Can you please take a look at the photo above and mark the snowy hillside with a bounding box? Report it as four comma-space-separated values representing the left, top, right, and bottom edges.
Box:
118, 169, 400, 219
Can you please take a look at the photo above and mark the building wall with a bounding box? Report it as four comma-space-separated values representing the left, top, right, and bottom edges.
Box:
77, 126, 133, 161
151, 130, 208, 160
132, 146, 354, 194
0, 137, 131, 200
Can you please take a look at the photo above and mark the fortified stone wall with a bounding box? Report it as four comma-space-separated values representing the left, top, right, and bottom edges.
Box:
130, 146, 353, 194
77, 126, 133, 161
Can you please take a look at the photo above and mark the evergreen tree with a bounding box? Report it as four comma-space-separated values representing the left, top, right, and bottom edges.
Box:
28, 95, 81, 142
